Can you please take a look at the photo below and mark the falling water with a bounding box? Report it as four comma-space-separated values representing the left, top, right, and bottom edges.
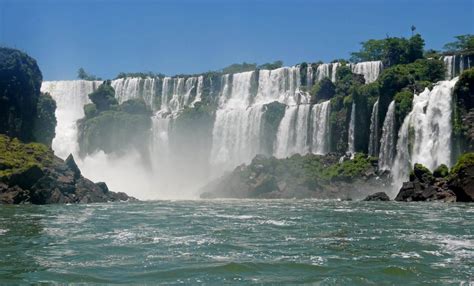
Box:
392, 78, 458, 186
351, 61, 383, 84
378, 101, 396, 170
443, 55, 472, 79
42, 61, 383, 199
315, 63, 340, 83
368, 100, 379, 157
41, 80, 101, 158
274, 105, 311, 158
310, 100, 331, 154
111, 77, 158, 109
306, 65, 314, 88
347, 103, 356, 154
255, 67, 306, 105
210, 71, 264, 171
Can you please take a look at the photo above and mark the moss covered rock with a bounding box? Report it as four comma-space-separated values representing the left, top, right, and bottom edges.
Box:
0, 135, 135, 204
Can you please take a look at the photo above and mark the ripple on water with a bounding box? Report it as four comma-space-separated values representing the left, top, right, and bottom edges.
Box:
0, 200, 472, 284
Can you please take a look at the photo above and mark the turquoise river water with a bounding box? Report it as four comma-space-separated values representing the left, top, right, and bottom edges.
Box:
0, 200, 473, 285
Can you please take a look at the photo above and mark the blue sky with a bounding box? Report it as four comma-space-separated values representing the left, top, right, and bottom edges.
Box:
1, 0, 473, 80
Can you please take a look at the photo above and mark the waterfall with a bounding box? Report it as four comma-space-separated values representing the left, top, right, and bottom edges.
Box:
347, 103, 356, 154
316, 64, 330, 82
368, 100, 379, 157
306, 65, 314, 88
378, 101, 396, 170
315, 63, 340, 83
274, 105, 311, 158
42, 61, 383, 199
392, 78, 458, 186
331, 63, 340, 82
443, 55, 472, 79
444, 56, 455, 80
351, 61, 383, 84
210, 71, 264, 171
41, 80, 101, 158
255, 67, 306, 105
310, 100, 331, 155
191, 76, 204, 106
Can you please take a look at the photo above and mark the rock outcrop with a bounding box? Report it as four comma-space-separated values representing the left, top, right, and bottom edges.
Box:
395, 153, 474, 202
0, 135, 135, 204
200, 153, 390, 200
363, 192, 390, 201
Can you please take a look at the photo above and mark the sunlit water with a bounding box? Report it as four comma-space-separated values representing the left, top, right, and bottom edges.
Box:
0, 200, 473, 284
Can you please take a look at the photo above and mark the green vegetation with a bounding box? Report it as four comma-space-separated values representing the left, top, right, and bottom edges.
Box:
0, 47, 43, 142
450, 152, 474, 175
78, 83, 151, 156
221, 62, 257, 74
0, 134, 53, 177
443, 34, 474, 53
115, 71, 165, 79
258, 60, 284, 70
433, 164, 449, 178
240, 153, 375, 190
77, 67, 102, 81
394, 90, 413, 128
261, 101, 286, 155
88, 83, 118, 111
311, 77, 335, 103
350, 34, 425, 67
33, 92, 57, 146
221, 61, 284, 74
452, 68, 474, 154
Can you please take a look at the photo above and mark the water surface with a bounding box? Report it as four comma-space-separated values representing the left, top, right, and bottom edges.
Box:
0, 200, 473, 284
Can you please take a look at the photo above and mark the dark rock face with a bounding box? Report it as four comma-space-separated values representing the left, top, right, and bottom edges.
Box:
363, 192, 390, 201
395, 181, 456, 202
395, 159, 474, 203
448, 162, 474, 202
0, 153, 136, 205
65, 154, 81, 179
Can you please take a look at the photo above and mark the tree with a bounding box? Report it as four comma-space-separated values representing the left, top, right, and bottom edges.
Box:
221, 62, 257, 74
33, 92, 57, 146
443, 35, 474, 52
77, 67, 102, 80
350, 35, 425, 66
258, 60, 284, 70
311, 78, 335, 103
88, 83, 118, 111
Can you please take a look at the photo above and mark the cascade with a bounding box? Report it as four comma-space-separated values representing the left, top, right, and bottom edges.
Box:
331, 63, 340, 82
347, 103, 356, 154
111, 77, 157, 109
310, 100, 331, 154
351, 61, 383, 84
378, 100, 396, 170
42, 61, 384, 199
255, 67, 306, 105
315, 63, 339, 83
210, 71, 263, 171
392, 78, 458, 186
191, 76, 204, 106
306, 65, 314, 88
41, 80, 101, 158
368, 100, 379, 157
274, 105, 311, 158
443, 55, 472, 79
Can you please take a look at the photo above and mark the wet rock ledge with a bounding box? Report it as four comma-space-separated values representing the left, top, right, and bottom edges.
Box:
0, 135, 135, 204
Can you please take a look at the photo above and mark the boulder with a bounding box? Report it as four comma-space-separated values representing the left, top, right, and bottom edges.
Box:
65, 154, 81, 179
363, 192, 390, 201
